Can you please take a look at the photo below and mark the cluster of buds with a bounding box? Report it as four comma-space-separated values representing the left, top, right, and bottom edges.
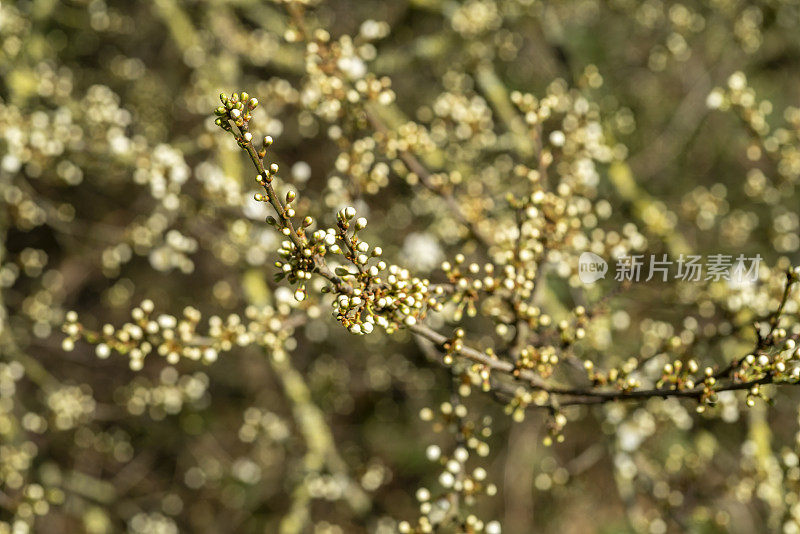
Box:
709, 72, 800, 190
299, 29, 395, 122
658, 358, 702, 391
441, 328, 468, 366
543, 410, 569, 446
333, 136, 393, 195
238, 407, 291, 444
400, 401, 500, 533
583, 357, 641, 392
62, 300, 299, 370
0, 481, 62, 533
708, 73, 800, 254
119, 368, 209, 419
515, 345, 560, 380
214, 91, 259, 133
0, 362, 65, 531
503, 386, 549, 423
327, 207, 441, 334
46, 384, 96, 431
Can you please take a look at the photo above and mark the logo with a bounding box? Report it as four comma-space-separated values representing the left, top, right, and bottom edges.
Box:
579, 252, 608, 284
576, 253, 761, 285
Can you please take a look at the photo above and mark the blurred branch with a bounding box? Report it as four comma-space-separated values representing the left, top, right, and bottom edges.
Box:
473, 61, 534, 160
241, 271, 370, 533
364, 102, 494, 248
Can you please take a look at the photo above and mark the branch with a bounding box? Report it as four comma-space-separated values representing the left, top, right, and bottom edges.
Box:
214, 92, 800, 416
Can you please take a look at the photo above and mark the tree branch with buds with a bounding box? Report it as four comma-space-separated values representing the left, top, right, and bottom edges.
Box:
212, 92, 800, 429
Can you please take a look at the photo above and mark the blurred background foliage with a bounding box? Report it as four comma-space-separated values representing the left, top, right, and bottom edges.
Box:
2, 0, 800, 533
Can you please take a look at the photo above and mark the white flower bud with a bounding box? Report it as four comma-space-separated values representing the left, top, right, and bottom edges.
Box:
486, 521, 502, 534
439, 471, 455, 488
203, 348, 218, 363
96, 344, 111, 359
